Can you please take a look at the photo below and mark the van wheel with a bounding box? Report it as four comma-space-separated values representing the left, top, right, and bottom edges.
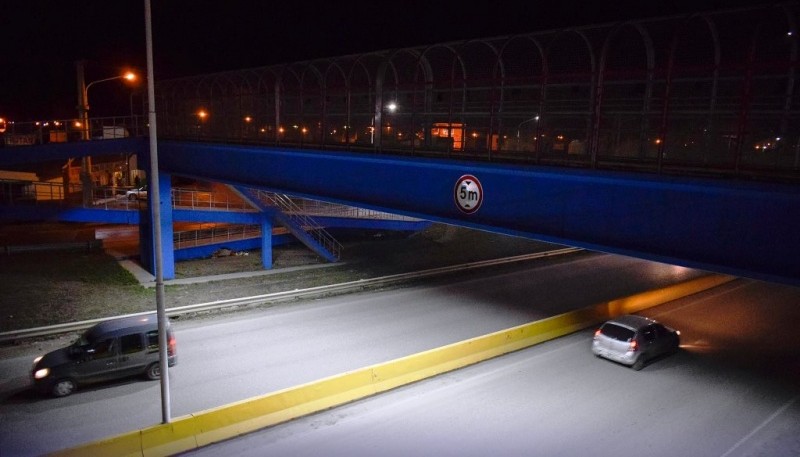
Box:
145, 362, 161, 380
52, 379, 76, 397
632, 357, 645, 371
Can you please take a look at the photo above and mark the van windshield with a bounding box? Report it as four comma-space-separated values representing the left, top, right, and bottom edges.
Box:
75, 327, 102, 347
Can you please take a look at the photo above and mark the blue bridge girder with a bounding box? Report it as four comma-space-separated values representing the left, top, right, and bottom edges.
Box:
2, 130, 800, 287
147, 139, 800, 288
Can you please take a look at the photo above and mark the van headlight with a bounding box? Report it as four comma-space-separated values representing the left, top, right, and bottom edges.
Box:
33, 356, 43, 364
34, 368, 50, 379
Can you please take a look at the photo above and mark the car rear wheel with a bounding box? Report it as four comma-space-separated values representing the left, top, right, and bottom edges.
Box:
128, 193, 137, 201
51, 379, 76, 397
145, 362, 161, 380
631, 356, 645, 371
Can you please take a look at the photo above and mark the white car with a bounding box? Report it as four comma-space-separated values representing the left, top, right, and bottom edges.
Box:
125, 186, 147, 201
591, 314, 680, 370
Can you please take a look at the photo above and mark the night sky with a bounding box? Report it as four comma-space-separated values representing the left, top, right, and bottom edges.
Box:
0, 0, 780, 121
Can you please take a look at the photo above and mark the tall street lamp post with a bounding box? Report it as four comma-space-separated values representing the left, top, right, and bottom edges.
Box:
75, 60, 136, 205
515, 115, 540, 151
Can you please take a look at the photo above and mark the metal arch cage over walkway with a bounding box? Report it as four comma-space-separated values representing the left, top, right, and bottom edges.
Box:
2, 3, 800, 288
153, 2, 800, 181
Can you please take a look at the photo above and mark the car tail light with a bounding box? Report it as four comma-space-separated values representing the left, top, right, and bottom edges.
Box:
594, 329, 601, 338
168, 335, 176, 356
629, 339, 638, 352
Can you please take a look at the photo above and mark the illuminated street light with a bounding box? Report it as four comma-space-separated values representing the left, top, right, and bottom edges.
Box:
515, 115, 540, 150
77, 63, 137, 140
74, 61, 137, 206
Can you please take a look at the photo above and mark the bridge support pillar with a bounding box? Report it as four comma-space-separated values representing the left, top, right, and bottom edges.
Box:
261, 216, 273, 269
139, 172, 175, 279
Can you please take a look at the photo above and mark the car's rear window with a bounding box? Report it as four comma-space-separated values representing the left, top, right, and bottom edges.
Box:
600, 323, 635, 341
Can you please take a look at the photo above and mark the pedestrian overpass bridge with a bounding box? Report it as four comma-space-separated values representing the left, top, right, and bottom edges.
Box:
1, 2, 799, 286
2, 136, 799, 288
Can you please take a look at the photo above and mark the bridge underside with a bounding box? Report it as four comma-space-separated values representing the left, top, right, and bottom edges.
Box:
3, 138, 799, 287
154, 141, 800, 287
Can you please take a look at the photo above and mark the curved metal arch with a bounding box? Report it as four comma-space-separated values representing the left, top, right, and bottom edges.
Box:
456, 37, 503, 80
379, 47, 420, 91
542, 27, 598, 160
658, 12, 722, 168
250, 66, 281, 94
318, 54, 376, 147
493, 34, 549, 158
322, 59, 348, 82
234, 68, 264, 95
543, 27, 597, 85
274, 63, 303, 92
296, 61, 327, 129
592, 20, 657, 162
456, 38, 505, 157
193, 73, 226, 99
268, 64, 303, 136
345, 52, 380, 96
211, 72, 249, 97
413, 42, 467, 85
734, 3, 799, 169
775, 2, 799, 169
407, 42, 472, 156
370, 48, 416, 146
297, 60, 326, 92
667, 13, 721, 71
495, 34, 548, 81
748, 3, 798, 64
318, 59, 350, 144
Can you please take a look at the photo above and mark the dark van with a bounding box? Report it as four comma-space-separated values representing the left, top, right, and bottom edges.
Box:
31, 313, 177, 397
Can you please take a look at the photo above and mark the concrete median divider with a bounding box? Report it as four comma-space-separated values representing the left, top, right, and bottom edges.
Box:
51, 273, 735, 457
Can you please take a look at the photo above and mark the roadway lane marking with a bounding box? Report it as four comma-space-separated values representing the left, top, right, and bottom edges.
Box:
719, 394, 798, 457
649, 278, 751, 318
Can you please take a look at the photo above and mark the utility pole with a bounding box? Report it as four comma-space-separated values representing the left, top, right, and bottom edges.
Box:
76, 60, 93, 207
144, 0, 171, 423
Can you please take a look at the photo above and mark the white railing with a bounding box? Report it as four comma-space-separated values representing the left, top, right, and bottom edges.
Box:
173, 224, 261, 249
254, 190, 342, 260
172, 188, 253, 211
287, 198, 421, 221
0, 180, 256, 212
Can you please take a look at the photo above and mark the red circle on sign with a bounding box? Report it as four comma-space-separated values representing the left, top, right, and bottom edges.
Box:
454, 174, 483, 214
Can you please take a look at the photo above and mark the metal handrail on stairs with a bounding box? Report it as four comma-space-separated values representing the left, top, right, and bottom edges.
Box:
254, 190, 342, 260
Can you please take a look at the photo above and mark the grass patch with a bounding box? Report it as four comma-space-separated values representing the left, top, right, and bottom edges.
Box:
0, 249, 150, 331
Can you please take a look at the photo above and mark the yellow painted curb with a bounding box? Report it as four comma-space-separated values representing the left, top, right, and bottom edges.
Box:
49, 274, 734, 457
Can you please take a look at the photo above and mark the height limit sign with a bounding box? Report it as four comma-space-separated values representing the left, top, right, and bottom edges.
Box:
454, 174, 483, 214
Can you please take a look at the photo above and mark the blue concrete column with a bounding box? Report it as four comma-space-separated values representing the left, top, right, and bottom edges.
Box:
138, 172, 175, 279
154, 172, 175, 279
261, 215, 273, 270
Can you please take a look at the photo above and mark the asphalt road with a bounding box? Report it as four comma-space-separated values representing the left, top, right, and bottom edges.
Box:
185, 278, 800, 457
0, 252, 762, 456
